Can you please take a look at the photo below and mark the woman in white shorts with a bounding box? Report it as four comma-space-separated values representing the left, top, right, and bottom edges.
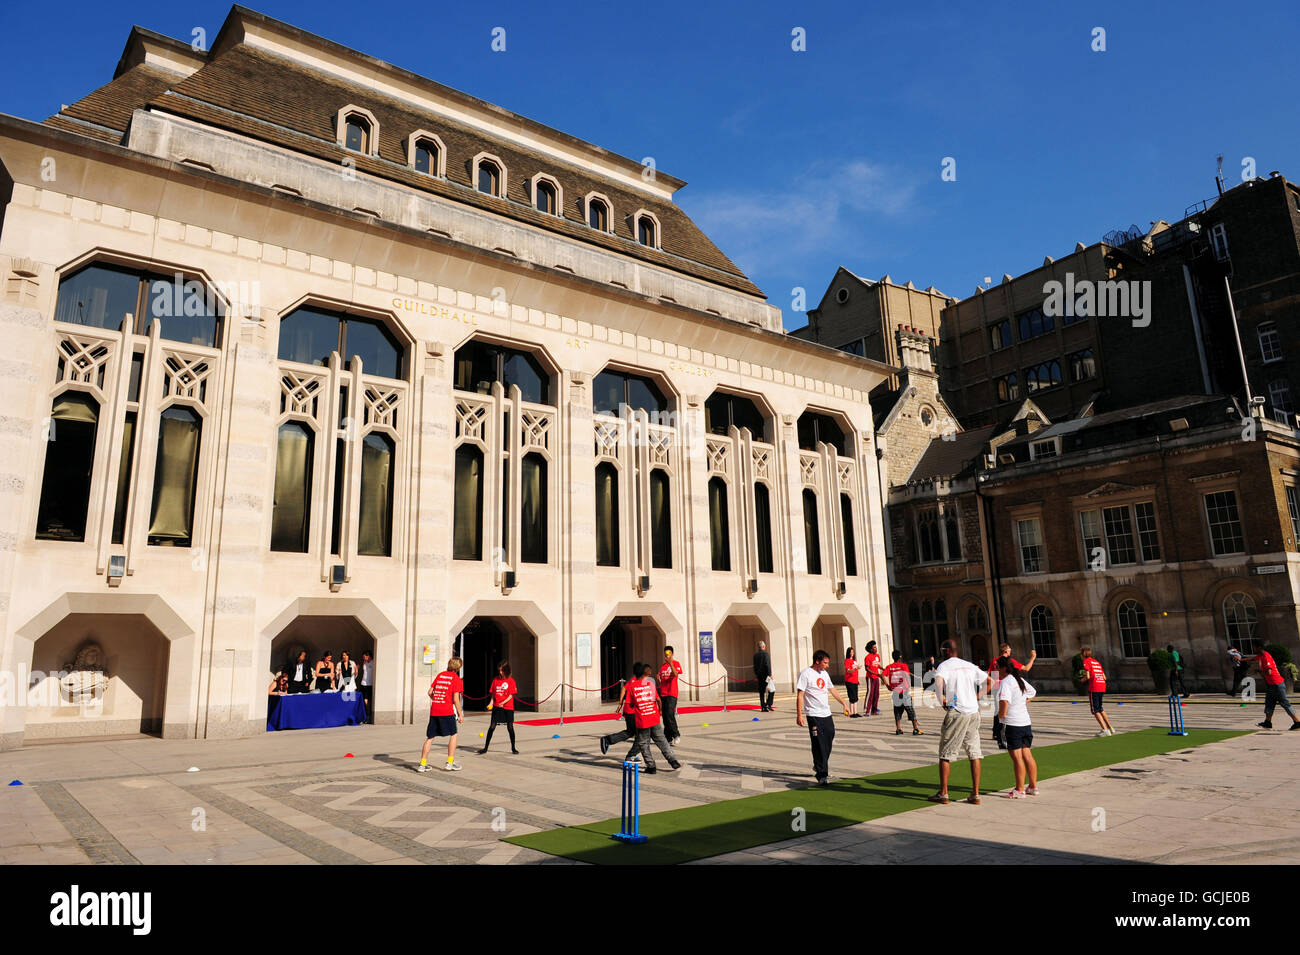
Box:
996, 657, 1038, 798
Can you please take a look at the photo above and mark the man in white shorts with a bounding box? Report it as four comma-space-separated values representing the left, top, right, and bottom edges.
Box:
930, 639, 986, 805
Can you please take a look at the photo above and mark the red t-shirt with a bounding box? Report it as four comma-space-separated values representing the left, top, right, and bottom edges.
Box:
864, 653, 882, 678
429, 670, 463, 716
883, 661, 911, 694
629, 678, 662, 729
844, 658, 859, 684
1258, 651, 1283, 686
657, 659, 683, 698
1082, 658, 1107, 692
490, 677, 517, 710
988, 656, 1023, 676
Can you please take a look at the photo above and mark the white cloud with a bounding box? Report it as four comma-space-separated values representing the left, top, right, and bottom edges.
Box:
684, 158, 920, 276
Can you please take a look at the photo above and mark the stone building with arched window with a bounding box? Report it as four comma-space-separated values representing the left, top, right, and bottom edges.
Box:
0, 8, 898, 748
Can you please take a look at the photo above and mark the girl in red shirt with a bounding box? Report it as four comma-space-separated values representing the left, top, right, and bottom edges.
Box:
844, 648, 862, 717
864, 641, 883, 716
478, 662, 519, 754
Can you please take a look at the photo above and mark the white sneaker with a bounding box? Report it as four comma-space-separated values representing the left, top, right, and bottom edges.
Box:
443, 761, 462, 772
1095, 730, 1109, 737
1106, 729, 1115, 736
414, 763, 432, 773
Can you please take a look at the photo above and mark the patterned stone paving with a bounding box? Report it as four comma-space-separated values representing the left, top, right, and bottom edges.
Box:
0, 696, 1292, 865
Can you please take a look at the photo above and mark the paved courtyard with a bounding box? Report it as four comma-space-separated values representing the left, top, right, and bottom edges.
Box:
0, 695, 1293, 864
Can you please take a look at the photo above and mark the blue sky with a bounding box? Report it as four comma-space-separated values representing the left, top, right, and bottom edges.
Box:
2, 0, 1296, 330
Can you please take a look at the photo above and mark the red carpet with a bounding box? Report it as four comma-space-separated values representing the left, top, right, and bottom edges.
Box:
517, 704, 760, 727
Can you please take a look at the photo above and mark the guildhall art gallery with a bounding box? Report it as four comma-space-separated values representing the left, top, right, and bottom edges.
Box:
0, 7, 894, 747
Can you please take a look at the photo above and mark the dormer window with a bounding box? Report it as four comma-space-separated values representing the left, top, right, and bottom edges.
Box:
408, 131, 446, 177
473, 153, 507, 198
585, 193, 612, 232
345, 118, 368, 152
531, 174, 561, 216
336, 106, 380, 157
635, 211, 660, 248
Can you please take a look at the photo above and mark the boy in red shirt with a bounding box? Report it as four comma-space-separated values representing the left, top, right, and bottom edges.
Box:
599, 663, 641, 757
1080, 646, 1114, 737
1247, 648, 1300, 730
417, 657, 464, 772
657, 646, 684, 745
626, 662, 681, 773
863, 641, 883, 716
478, 661, 519, 754
844, 648, 862, 717
883, 650, 922, 735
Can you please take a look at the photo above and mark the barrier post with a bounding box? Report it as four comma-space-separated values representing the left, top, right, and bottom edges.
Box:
559, 681, 564, 726
611, 761, 649, 844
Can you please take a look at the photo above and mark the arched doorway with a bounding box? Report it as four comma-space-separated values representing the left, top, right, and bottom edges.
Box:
269, 615, 376, 690
599, 616, 665, 702
716, 614, 771, 692
453, 616, 537, 712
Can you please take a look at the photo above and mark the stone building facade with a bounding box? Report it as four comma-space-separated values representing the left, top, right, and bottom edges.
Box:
0, 8, 895, 748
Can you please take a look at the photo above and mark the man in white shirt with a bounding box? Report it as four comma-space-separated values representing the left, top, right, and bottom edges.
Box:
796, 649, 851, 785
930, 639, 986, 805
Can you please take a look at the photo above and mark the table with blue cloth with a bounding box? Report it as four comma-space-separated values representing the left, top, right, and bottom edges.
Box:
267, 691, 368, 731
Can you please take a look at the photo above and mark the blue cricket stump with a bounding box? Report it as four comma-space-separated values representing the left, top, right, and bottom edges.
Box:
612, 760, 649, 844
1167, 692, 1188, 736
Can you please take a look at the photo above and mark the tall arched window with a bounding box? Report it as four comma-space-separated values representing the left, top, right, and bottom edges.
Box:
148, 406, 201, 546
595, 462, 619, 567
520, 451, 547, 564
1029, 605, 1057, 657
708, 477, 730, 571
944, 511, 961, 559
916, 510, 941, 563
840, 493, 857, 577
967, 604, 988, 631
803, 489, 822, 575
637, 215, 657, 247
358, 432, 394, 557
271, 421, 314, 552
650, 469, 671, 569
588, 198, 609, 231
453, 445, 484, 560
754, 483, 774, 574
1223, 592, 1259, 654
35, 392, 100, 541
1117, 599, 1150, 657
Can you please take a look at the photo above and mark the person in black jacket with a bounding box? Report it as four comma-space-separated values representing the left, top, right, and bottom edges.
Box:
286, 650, 311, 694
754, 641, 775, 712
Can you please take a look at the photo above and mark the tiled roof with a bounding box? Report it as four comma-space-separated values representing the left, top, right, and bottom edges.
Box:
908, 424, 997, 482
43, 41, 762, 298
45, 62, 177, 140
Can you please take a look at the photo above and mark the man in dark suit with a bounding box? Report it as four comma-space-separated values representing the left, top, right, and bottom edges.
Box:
754, 641, 775, 712
286, 650, 311, 694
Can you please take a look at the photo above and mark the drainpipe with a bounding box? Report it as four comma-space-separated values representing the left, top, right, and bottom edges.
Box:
974, 475, 1007, 645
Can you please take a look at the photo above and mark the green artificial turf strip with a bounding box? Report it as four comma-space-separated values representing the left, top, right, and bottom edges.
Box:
504, 727, 1246, 865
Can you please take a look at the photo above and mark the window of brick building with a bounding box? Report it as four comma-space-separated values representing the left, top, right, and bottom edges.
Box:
1017, 517, 1044, 573
1017, 306, 1054, 341
1029, 605, 1057, 658
1267, 379, 1293, 425
1223, 592, 1259, 655
995, 373, 1019, 403
1258, 322, 1282, 363
988, 320, 1012, 351
1203, 490, 1245, 556
1117, 599, 1150, 657
1069, 348, 1096, 382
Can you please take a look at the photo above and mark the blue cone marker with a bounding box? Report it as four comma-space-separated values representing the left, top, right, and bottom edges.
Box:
1116, 702, 1124, 706
752, 716, 760, 721
551, 734, 560, 739
8, 780, 21, 786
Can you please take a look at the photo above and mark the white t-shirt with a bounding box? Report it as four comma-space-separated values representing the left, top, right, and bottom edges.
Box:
293, 662, 305, 682
935, 657, 985, 715
361, 660, 374, 686
797, 667, 834, 718
997, 676, 1037, 727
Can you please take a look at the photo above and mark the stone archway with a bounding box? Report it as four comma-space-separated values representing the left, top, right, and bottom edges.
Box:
7, 592, 196, 748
